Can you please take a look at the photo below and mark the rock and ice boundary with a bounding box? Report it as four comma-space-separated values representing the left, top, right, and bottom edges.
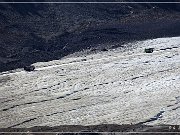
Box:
0, 37, 180, 128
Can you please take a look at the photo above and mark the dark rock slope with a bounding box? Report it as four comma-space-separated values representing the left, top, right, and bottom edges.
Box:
0, 0, 180, 72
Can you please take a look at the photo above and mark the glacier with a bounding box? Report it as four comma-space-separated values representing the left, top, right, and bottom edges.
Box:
0, 36, 180, 128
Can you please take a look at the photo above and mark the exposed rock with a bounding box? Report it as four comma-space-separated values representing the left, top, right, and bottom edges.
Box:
101, 48, 108, 52
23, 65, 35, 72
0, 1, 180, 72
145, 48, 154, 53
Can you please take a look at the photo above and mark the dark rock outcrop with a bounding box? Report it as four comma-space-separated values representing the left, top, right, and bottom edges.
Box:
0, 0, 180, 72
145, 48, 154, 53
24, 65, 35, 72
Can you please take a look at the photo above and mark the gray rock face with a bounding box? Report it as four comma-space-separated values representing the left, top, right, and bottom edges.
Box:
0, 1, 180, 72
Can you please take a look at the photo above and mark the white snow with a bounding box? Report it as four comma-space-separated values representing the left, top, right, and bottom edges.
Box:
0, 36, 180, 128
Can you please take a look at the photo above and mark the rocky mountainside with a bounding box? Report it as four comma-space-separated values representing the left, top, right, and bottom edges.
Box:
0, 0, 180, 72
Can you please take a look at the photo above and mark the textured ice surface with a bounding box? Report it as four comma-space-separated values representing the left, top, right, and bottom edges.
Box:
0, 37, 180, 128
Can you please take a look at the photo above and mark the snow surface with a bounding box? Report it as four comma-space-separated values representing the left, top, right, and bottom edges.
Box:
0, 37, 180, 128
